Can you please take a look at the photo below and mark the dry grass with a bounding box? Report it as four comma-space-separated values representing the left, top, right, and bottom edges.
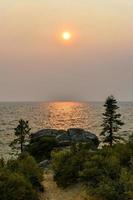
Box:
40, 171, 88, 200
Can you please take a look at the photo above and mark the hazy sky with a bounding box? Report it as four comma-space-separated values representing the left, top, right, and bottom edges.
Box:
0, 0, 133, 101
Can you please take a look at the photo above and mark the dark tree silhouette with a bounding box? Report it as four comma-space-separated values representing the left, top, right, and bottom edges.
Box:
101, 95, 124, 146
10, 119, 31, 153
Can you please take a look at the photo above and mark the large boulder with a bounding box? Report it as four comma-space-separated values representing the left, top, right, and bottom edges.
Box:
31, 128, 99, 148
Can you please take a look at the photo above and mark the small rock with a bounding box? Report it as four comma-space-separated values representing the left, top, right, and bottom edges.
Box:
39, 160, 50, 168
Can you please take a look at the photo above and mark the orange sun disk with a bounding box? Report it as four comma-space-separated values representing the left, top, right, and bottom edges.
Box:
62, 32, 72, 41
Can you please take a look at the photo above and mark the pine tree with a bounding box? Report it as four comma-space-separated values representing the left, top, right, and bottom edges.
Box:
101, 95, 124, 146
10, 119, 31, 153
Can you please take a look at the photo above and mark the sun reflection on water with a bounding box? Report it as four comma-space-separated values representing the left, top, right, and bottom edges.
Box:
46, 101, 92, 130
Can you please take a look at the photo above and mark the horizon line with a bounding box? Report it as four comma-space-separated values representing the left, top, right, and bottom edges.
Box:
0, 100, 133, 103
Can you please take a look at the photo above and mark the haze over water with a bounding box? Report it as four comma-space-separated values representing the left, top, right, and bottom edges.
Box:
0, 101, 133, 157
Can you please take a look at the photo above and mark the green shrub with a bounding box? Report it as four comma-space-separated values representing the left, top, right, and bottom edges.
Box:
0, 169, 38, 200
52, 141, 133, 200
28, 136, 58, 162
7, 152, 43, 192
0, 153, 44, 200
52, 150, 82, 187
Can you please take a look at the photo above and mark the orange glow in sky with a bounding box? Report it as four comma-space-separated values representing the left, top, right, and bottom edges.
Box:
0, 0, 133, 101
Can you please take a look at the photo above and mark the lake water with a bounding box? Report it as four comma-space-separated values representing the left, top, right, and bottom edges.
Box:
0, 101, 133, 158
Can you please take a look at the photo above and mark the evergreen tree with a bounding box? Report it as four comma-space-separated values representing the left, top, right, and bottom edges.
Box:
10, 119, 31, 153
101, 95, 124, 146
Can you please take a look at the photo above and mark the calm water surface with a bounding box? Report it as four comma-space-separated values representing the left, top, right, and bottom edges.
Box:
0, 101, 133, 157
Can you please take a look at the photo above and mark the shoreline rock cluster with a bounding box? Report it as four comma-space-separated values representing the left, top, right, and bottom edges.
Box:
31, 128, 99, 147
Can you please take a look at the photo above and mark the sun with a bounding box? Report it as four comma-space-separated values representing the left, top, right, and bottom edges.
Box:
62, 32, 72, 41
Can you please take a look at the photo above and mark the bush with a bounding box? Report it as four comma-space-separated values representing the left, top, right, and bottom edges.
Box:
28, 136, 58, 162
81, 144, 133, 200
52, 150, 81, 187
7, 152, 43, 191
52, 144, 92, 187
52, 141, 133, 200
0, 153, 44, 200
0, 170, 38, 200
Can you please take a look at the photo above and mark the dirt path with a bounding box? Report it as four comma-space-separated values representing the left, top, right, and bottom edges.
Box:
41, 171, 87, 200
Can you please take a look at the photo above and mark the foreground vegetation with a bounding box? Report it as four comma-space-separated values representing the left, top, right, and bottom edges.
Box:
0, 153, 44, 200
52, 138, 133, 200
28, 136, 59, 162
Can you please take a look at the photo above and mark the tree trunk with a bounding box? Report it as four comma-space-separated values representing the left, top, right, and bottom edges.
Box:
20, 133, 24, 153
21, 140, 23, 153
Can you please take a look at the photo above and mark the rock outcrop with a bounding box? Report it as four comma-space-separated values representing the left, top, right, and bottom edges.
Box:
31, 128, 99, 148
